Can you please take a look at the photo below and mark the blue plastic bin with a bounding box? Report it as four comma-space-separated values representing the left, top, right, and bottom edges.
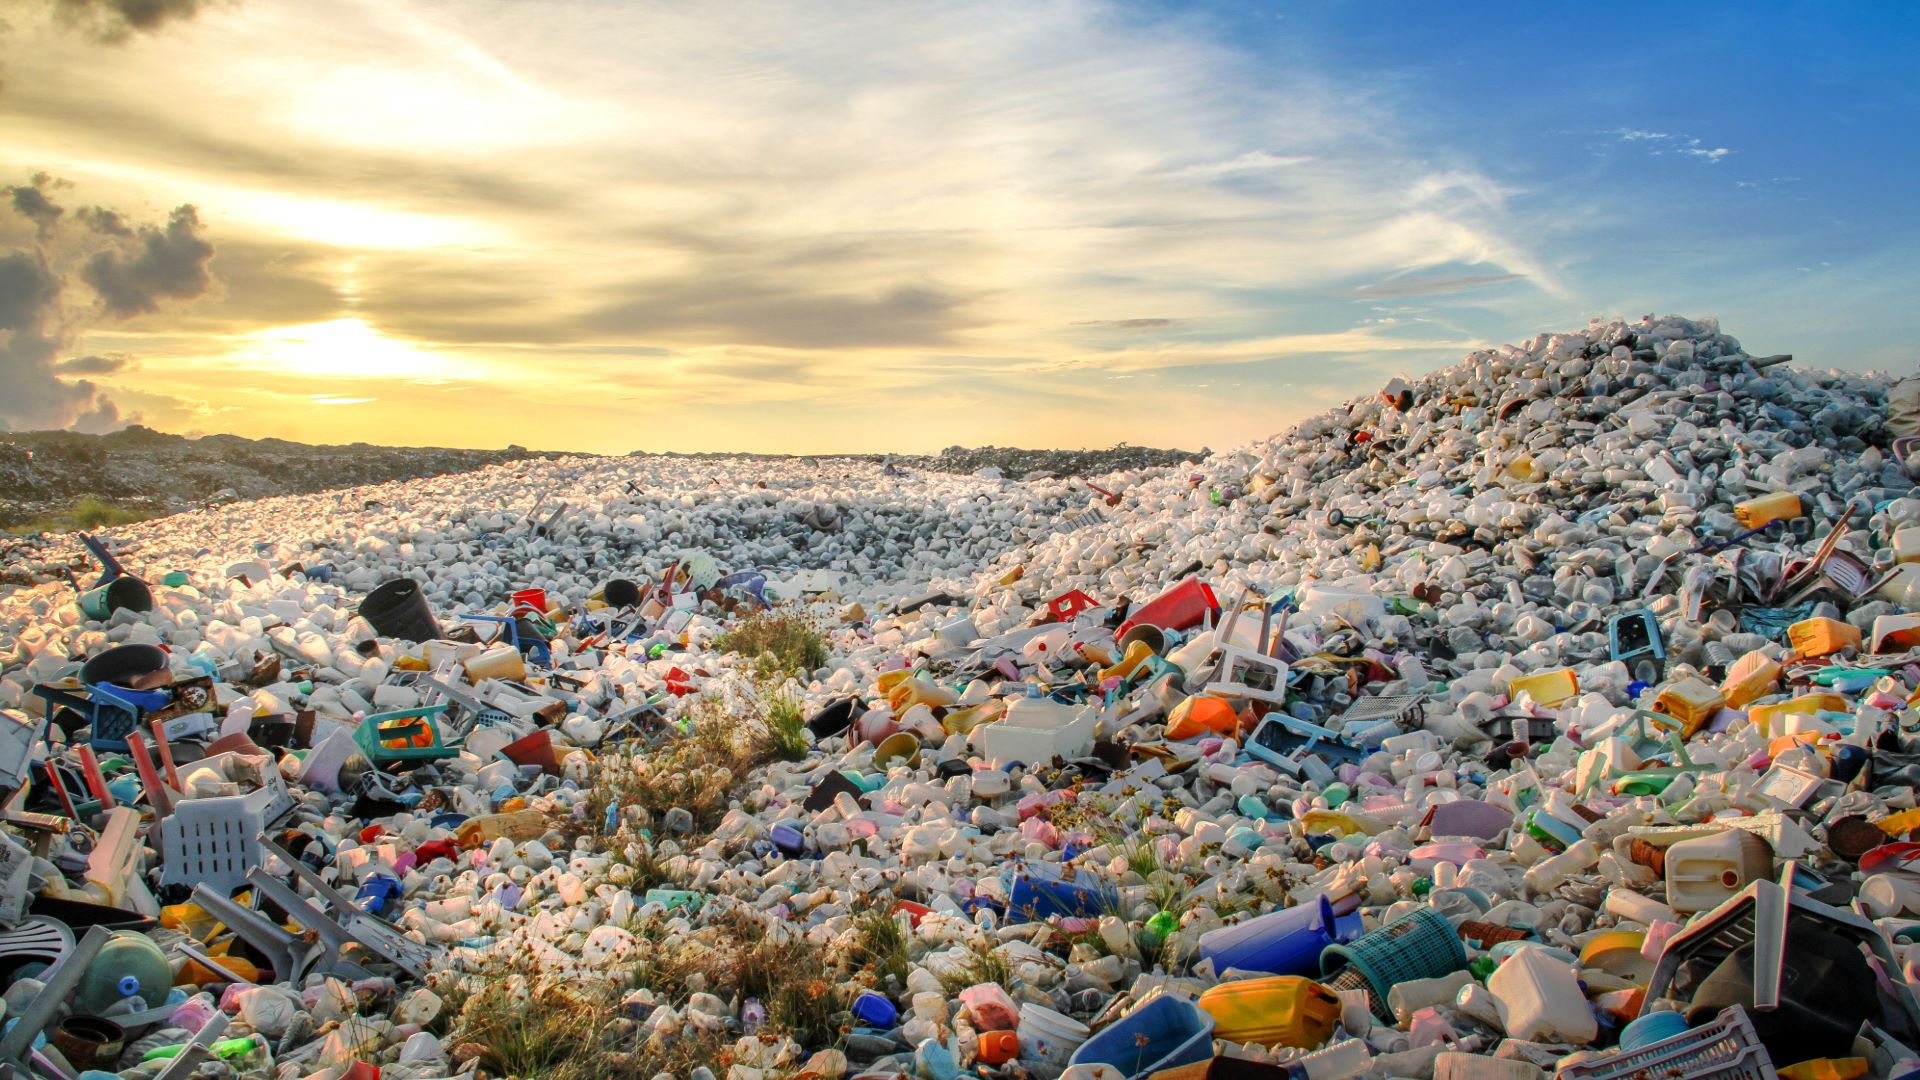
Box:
1195, 895, 1344, 977
1068, 994, 1216, 1080
1005, 862, 1119, 920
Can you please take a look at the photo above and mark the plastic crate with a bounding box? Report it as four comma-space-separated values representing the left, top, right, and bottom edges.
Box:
159, 778, 295, 895
1320, 908, 1466, 1021
1557, 1006, 1776, 1080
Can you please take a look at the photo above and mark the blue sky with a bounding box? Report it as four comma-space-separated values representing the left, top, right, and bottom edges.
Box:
1, 0, 1914, 451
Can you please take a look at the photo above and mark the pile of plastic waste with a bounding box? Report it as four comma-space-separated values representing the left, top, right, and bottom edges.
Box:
4, 313, 1920, 1080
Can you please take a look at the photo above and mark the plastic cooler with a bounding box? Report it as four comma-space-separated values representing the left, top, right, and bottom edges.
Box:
1319, 908, 1467, 1020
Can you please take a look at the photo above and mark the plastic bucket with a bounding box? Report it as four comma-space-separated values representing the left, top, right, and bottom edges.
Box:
603, 578, 643, 609
1068, 994, 1216, 1080
358, 579, 442, 643
78, 576, 153, 620
1020, 1002, 1090, 1066
807, 696, 861, 739
53, 1015, 125, 1069
511, 587, 549, 614
873, 732, 922, 770
80, 643, 170, 689
1197, 895, 1341, 977
1117, 576, 1218, 640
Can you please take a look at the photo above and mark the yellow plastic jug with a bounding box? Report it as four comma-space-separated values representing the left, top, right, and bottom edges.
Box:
1101, 639, 1155, 682
1788, 617, 1861, 659
887, 677, 958, 712
1197, 976, 1341, 1048
1749, 693, 1847, 738
1652, 676, 1726, 738
1720, 651, 1782, 709
1509, 669, 1580, 708
1735, 491, 1802, 529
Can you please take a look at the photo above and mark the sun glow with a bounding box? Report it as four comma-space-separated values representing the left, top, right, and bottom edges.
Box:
239, 319, 466, 380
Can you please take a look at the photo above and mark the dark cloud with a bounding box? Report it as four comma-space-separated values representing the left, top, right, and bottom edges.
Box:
583, 279, 969, 349
52, 0, 229, 41
54, 353, 131, 374
1343, 272, 1525, 298
0, 175, 217, 431
77, 206, 134, 236
81, 204, 215, 317
1073, 317, 1177, 329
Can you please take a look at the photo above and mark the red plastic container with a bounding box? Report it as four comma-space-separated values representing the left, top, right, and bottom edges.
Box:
510, 587, 549, 614
1118, 576, 1219, 640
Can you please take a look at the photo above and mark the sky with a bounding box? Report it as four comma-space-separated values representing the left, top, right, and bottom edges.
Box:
0, 0, 1915, 454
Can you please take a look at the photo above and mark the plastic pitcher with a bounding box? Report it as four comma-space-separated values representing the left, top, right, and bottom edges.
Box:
1196, 895, 1342, 977
1067, 994, 1216, 1080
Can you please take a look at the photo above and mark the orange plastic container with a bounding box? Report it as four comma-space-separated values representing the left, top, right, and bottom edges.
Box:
1788, 617, 1861, 659
1197, 975, 1341, 1048
1509, 669, 1580, 708
1735, 491, 1802, 529
1720, 651, 1781, 709
1652, 676, 1727, 739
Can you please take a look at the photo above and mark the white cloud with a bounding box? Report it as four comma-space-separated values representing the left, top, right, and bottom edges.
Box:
1605, 127, 1732, 165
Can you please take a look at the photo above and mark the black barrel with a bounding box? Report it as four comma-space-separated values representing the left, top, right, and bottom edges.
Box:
357, 579, 442, 643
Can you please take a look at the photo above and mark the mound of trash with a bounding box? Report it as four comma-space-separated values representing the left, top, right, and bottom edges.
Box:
3, 314, 1920, 1080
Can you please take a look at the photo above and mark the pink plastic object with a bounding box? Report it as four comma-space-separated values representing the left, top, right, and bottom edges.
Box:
959, 983, 1020, 1031
1117, 576, 1219, 639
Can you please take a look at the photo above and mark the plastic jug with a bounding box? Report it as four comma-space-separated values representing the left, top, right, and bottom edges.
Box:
1749, 693, 1847, 737
1664, 830, 1774, 913
1736, 491, 1802, 529
1197, 976, 1340, 1048
1788, 617, 1861, 659
1196, 896, 1342, 977
1896, 527, 1920, 565
1720, 651, 1782, 709
1509, 669, 1579, 708
1486, 945, 1596, 1044
1652, 676, 1726, 738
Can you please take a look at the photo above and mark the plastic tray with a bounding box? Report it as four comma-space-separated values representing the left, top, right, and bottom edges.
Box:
1557, 1006, 1776, 1080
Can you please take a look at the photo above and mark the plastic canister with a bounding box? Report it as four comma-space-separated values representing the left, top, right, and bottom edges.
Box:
1018, 1002, 1089, 1065
1652, 676, 1726, 738
1664, 830, 1773, 913
1486, 945, 1596, 1044
958, 983, 1019, 1031
1736, 492, 1802, 529
1788, 617, 1862, 659
1197, 976, 1340, 1048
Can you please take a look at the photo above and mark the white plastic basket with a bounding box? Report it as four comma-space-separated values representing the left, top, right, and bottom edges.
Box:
1556, 1007, 1777, 1080
159, 759, 295, 895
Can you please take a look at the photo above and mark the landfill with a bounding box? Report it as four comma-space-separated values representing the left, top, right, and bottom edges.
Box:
5, 313, 1920, 1080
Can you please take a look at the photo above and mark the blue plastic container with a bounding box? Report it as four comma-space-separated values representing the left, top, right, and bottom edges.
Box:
1195, 895, 1344, 977
770, 822, 806, 855
852, 991, 898, 1028
1619, 1011, 1690, 1051
1068, 994, 1216, 1080
1005, 862, 1118, 920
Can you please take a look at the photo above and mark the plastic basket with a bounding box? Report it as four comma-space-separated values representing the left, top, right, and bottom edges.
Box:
1319, 908, 1466, 1020
1557, 1006, 1776, 1080
160, 782, 295, 895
